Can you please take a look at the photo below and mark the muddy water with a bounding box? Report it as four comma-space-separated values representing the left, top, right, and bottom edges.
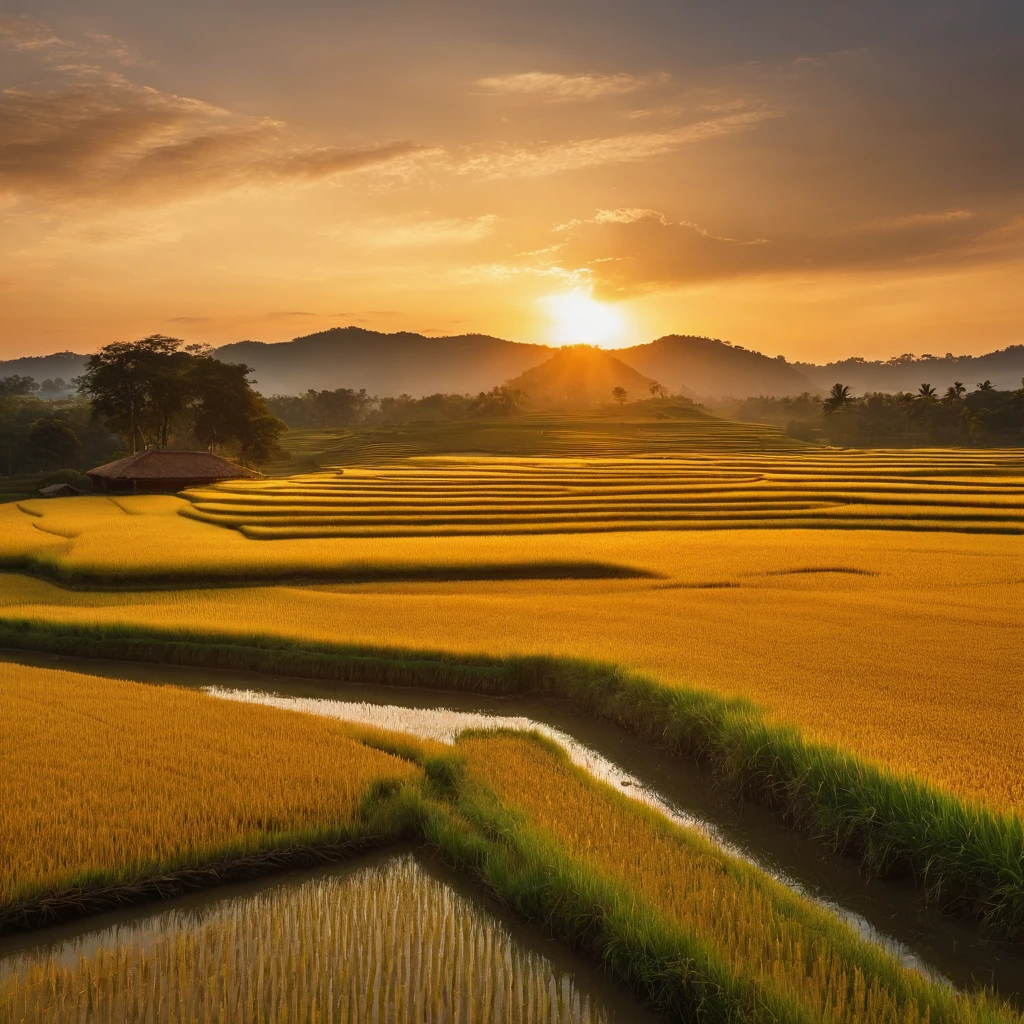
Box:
3, 650, 1021, 1004
0, 848, 658, 1023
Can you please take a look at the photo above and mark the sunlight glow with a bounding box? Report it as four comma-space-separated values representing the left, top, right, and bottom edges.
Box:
542, 290, 628, 348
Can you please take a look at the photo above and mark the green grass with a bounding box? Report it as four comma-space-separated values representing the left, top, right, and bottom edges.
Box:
263, 412, 803, 474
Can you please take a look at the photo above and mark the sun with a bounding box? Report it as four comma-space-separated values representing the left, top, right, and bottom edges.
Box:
542, 290, 627, 348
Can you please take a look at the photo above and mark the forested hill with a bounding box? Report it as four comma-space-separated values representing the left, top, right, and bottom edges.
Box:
0, 351, 88, 383
215, 328, 548, 397
798, 347, 1024, 393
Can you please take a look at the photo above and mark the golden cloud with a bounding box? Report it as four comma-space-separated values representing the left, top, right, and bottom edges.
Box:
0, 78, 434, 206
550, 207, 1021, 296
476, 71, 668, 101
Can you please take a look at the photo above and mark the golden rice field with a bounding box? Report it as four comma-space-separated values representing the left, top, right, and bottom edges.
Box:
1, 854, 615, 1024
0, 662, 418, 911
0, 510, 1020, 815
181, 451, 1024, 538
459, 733, 1006, 1024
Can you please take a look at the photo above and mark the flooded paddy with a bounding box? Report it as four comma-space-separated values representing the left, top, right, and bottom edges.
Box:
2, 650, 1021, 1006
0, 850, 655, 1024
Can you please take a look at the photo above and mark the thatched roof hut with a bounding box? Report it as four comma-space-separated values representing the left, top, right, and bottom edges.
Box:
87, 450, 259, 494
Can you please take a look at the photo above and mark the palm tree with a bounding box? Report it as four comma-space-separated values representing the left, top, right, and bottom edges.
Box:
917, 383, 937, 400
823, 383, 852, 414
976, 380, 995, 391
944, 381, 966, 402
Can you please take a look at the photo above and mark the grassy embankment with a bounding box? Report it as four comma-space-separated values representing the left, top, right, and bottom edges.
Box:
2, 663, 1019, 1023
0, 471, 1022, 937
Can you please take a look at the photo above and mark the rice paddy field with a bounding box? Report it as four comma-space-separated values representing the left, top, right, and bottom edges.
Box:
2, 854, 627, 1024
187, 450, 1024, 538
0, 662, 419, 922
1, 423, 1023, 1020
1, 665, 1019, 1023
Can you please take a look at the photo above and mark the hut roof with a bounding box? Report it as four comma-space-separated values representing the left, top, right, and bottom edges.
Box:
87, 450, 259, 481
39, 482, 83, 497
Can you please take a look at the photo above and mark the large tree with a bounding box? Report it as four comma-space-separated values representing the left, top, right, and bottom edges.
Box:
27, 415, 82, 468
76, 336, 284, 463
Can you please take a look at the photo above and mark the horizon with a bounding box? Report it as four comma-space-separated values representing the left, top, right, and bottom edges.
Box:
3, 323, 1024, 370
2, 3, 1022, 362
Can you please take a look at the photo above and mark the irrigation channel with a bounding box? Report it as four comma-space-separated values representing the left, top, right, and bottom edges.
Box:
2, 650, 1021, 1007
0, 846, 660, 1023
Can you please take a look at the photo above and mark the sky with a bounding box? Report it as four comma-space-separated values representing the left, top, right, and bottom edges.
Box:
1, 1, 1022, 361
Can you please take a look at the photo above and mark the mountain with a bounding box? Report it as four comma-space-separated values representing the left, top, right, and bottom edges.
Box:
617, 335, 817, 400
799, 346, 1024, 394
8, 328, 1023, 401
505, 345, 657, 407
0, 351, 88, 384
214, 328, 548, 397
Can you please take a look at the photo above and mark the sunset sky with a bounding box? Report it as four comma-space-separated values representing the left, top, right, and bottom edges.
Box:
1, 1, 1021, 360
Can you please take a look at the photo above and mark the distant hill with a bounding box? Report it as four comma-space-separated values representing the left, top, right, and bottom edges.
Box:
617, 336, 817, 400
0, 351, 87, 384
7, 328, 1023, 401
505, 345, 657, 407
798, 346, 1024, 394
214, 328, 548, 397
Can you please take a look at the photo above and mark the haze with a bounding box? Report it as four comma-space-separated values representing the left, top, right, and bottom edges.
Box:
1, 1, 1021, 360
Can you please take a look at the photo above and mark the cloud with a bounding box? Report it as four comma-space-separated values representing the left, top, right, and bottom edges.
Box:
0, 15, 139, 66
0, 78, 434, 206
861, 210, 974, 230
456, 110, 773, 178
477, 71, 667, 101
548, 207, 1020, 296
0, 20, 437, 208
331, 214, 497, 248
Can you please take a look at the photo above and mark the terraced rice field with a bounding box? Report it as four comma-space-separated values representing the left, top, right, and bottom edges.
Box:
183, 449, 1024, 538
1, 854, 618, 1024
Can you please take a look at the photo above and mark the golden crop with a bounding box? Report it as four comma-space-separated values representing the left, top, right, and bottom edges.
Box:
0, 662, 419, 908
180, 452, 1024, 537
1, 515, 1020, 816
1, 854, 611, 1024
459, 733, 1000, 1024
2, 449, 1022, 817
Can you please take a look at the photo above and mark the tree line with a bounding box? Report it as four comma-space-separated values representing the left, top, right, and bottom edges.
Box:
265, 385, 529, 428
729, 380, 1024, 445
1, 336, 285, 478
